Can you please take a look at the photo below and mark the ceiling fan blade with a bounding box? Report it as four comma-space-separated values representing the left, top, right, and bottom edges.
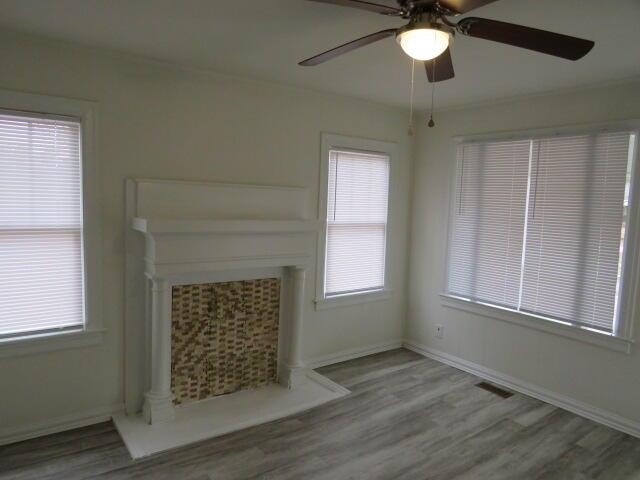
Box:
425, 47, 455, 82
299, 29, 397, 66
436, 0, 500, 14
307, 0, 401, 15
458, 17, 594, 60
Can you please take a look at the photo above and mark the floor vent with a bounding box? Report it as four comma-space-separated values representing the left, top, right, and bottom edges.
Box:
475, 382, 514, 399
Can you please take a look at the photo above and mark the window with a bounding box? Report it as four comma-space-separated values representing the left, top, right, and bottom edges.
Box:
446, 128, 638, 338
325, 149, 389, 296
316, 134, 394, 308
0, 110, 85, 339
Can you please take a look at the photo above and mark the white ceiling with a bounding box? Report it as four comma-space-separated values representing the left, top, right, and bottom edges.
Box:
0, 0, 639, 108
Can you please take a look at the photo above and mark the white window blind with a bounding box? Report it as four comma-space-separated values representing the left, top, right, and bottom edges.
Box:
0, 111, 84, 338
447, 139, 531, 309
521, 132, 634, 331
325, 149, 389, 296
447, 130, 636, 333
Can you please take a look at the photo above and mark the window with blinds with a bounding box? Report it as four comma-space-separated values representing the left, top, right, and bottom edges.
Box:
447, 130, 637, 334
0, 110, 85, 338
325, 149, 390, 297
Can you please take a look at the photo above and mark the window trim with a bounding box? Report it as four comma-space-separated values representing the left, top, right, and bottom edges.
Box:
315, 133, 396, 310
440, 294, 633, 354
442, 120, 640, 351
0, 89, 103, 356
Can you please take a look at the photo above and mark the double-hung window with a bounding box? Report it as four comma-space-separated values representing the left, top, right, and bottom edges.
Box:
446, 126, 638, 340
317, 134, 393, 307
0, 109, 86, 341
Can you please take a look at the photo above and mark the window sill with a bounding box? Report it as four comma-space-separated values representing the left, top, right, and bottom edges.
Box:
0, 328, 105, 359
315, 288, 393, 311
439, 294, 634, 354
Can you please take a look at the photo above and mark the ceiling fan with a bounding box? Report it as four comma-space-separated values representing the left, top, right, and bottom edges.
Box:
299, 0, 595, 83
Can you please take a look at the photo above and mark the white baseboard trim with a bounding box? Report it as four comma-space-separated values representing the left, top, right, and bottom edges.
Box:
0, 403, 125, 447
403, 340, 640, 439
306, 339, 403, 369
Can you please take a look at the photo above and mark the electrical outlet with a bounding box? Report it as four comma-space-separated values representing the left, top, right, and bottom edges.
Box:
435, 324, 444, 339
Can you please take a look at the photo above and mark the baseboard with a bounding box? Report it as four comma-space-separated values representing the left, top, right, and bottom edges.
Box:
0, 403, 125, 447
403, 340, 640, 439
306, 339, 403, 369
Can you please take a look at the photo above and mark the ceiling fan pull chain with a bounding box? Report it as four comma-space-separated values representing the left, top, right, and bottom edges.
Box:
408, 58, 415, 136
428, 53, 436, 128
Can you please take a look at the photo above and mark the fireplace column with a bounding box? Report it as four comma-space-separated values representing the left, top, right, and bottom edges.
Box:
142, 277, 175, 424
284, 266, 308, 388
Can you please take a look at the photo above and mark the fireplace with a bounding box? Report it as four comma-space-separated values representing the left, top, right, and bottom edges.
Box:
116, 179, 349, 458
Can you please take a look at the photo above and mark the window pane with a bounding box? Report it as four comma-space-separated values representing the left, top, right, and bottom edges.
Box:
325, 149, 389, 296
326, 224, 386, 294
327, 150, 389, 224
521, 132, 633, 331
447, 139, 531, 308
0, 112, 84, 337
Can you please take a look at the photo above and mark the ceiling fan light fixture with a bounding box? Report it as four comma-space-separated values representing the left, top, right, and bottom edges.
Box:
396, 25, 451, 61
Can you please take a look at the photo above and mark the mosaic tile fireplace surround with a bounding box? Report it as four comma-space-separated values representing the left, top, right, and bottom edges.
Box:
171, 279, 280, 405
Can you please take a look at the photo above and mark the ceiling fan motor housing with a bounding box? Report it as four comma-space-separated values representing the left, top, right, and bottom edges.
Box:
395, 20, 455, 42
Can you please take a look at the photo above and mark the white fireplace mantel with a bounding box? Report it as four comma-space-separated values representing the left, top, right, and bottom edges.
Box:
132, 217, 318, 235
131, 200, 321, 425
119, 179, 348, 458
132, 216, 318, 279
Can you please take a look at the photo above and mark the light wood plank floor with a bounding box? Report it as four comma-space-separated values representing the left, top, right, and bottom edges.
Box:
2, 349, 640, 479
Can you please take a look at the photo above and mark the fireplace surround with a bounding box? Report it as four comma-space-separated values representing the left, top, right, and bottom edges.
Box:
171, 278, 281, 405
116, 179, 348, 458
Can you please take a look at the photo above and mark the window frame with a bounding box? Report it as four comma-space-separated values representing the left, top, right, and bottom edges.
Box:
315, 133, 396, 310
442, 120, 640, 354
0, 89, 103, 357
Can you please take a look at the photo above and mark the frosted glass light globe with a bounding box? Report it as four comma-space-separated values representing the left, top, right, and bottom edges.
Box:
397, 28, 450, 61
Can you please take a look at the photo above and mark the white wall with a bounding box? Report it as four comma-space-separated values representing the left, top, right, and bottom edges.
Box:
0, 30, 413, 437
407, 79, 640, 428
4, 25, 638, 443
